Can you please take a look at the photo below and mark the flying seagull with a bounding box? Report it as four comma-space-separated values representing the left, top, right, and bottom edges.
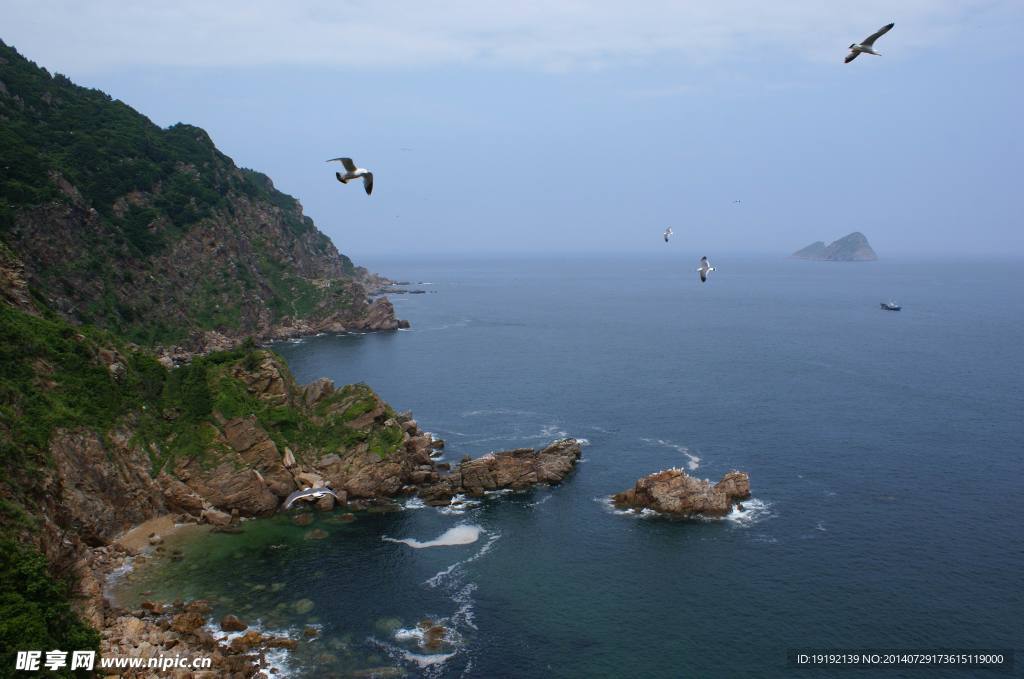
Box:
283, 486, 341, 510
845, 23, 894, 63
663, 227, 673, 243
697, 256, 715, 283
326, 157, 373, 195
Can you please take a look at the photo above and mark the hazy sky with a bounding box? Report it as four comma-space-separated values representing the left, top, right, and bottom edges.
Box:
4, 1, 1023, 257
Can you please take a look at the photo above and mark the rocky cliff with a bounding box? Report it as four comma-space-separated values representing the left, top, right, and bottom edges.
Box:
0, 40, 403, 350
791, 231, 878, 261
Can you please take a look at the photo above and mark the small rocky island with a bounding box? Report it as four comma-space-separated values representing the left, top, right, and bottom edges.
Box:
791, 231, 877, 261
613, 469, 750, 517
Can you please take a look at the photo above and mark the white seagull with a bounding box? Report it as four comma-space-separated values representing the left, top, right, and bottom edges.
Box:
283, 486, 341, 510
697, 256, 715, 283
663, 227, 673, 243
845, 23, 894, 63
326, 157, 373, 195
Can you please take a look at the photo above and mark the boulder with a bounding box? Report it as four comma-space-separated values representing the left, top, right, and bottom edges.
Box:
171, 611, 205, 635
612, 469, 751, 517
201, 509, 232, 527
302, 377, 335, 406
159, 474, 206, 515
228, 630, 264, 653
220, 615, 247, 632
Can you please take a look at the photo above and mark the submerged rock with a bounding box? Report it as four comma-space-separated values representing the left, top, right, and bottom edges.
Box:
613, 469, 750, 517
291, 512, 315, 526
417, 619, 448, 651
293, 598, 315, 615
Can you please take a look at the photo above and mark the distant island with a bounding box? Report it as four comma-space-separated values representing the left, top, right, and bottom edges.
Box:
791, 232, 878, 261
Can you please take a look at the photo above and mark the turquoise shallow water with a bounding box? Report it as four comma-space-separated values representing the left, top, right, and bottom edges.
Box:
117, 255, 1024, 677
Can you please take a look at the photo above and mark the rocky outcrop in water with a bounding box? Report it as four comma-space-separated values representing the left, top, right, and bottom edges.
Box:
613, 469, 750, 516
418, 439, 583, 506
791, 231, 877, 261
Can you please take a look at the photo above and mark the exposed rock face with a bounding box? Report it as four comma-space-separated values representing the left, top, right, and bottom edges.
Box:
792, 232, 878, 261
419, 439, 583, 506
0, 242, 36, 314
45, 428, 167, 546
613, 469, 750, 517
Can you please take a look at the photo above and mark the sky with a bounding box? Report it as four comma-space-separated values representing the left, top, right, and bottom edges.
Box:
3, 1, 1023, 258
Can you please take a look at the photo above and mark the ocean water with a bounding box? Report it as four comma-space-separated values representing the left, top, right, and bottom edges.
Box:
116, 255, 1024, 677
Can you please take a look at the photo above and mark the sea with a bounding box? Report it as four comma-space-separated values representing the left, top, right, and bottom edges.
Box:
111, 254, 1024, 677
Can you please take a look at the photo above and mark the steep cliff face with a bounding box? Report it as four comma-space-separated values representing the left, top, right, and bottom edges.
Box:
0, 40, 401, 348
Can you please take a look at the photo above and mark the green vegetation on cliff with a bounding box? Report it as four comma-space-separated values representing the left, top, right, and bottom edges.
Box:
0, 40, 381, 346
0, 301, 405, 659
0, 305, 401, 479
0, 539, 99, 677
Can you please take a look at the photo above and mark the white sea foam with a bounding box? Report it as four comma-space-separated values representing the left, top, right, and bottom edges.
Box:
404, 650, 456, 667
539, 424, 569, 439
403, 496, 427, 510
576, 437, 590, 446
437, 494, 482, 515
640, 437, 701, 470
461, 408, 540, 418
370, 637, 457, 674
426, 531, 501, 588
394, 626, 425, 643
527, 494, 552, 507
205, 620, 294, 677
104, 555, 136, 589
595, 496, 657, 518
723, 498, 772, 527
383, 524, 483, 549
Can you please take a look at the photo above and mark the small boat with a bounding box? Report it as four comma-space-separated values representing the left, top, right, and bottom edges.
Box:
880, 301, 901, 311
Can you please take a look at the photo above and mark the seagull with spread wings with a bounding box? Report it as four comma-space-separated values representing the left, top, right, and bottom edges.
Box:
845, 23, 894, 63
697, 256, 715, 283
663, 227, 673, 243
326, 157, 374, 195
283, 486, 341, 510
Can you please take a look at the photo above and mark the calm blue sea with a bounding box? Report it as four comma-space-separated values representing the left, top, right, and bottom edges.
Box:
121, 255, 1024, 677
